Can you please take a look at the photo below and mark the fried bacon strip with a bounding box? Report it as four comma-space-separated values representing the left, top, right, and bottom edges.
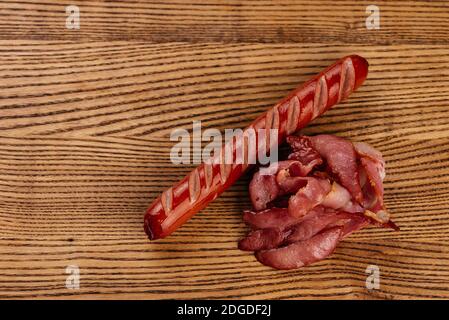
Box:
256, 227, 343, 270
240, 135, 397, 270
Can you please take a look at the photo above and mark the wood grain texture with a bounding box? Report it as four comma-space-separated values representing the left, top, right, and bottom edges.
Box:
1, 0, 449, 299
1, 0, 449, 44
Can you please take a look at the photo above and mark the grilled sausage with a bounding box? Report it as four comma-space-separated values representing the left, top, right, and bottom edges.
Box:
144, 55, 369, 240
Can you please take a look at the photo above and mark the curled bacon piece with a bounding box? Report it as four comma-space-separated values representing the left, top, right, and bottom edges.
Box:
249, 173, 280, 212
241, 135, 398, 270
309, 135, 364, 204
256, 227, 343, 270
354, 142, 386, 210
249, 161, 301, 211
286, 136, 323, 175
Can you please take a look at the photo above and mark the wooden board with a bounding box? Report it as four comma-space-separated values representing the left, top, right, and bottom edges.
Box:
1, 0, 449, 299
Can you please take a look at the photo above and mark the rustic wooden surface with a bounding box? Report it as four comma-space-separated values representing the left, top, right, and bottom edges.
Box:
1, 0, 449, 299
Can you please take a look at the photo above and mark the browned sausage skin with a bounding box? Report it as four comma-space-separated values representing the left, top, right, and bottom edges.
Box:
144, 55, 369, 240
